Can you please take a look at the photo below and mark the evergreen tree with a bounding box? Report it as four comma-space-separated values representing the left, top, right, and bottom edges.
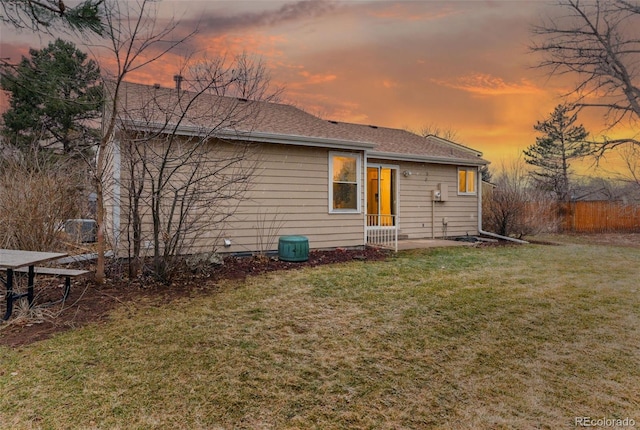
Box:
0, 38, 103, 155
524, 104, 590, 202
480, 165, 492, 183
1, 0, 104, 34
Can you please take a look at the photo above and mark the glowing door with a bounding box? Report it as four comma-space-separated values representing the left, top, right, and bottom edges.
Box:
367, 166, 396, 226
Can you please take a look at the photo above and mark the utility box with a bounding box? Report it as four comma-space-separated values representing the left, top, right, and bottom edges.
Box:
438, 183, 448, 201
65, 219, 97, 243
278, 235, 309, 262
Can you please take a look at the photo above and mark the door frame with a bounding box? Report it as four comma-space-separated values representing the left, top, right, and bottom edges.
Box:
365, 163, 400, 228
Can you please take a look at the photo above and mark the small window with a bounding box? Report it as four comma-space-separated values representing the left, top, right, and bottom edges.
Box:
329, 152, 361, 212
458, 167, 477, 195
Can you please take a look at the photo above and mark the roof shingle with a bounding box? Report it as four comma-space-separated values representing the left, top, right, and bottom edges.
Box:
113, 81, 487, 165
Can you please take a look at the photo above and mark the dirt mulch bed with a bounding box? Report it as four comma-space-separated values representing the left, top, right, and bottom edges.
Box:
0, 247, 390, 348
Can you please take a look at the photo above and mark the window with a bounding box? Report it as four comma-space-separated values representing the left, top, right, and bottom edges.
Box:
458, 167, 477, 195
329, 152, 361, 212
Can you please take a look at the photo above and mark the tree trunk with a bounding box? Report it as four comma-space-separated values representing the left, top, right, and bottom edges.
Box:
94, 169, 105, 283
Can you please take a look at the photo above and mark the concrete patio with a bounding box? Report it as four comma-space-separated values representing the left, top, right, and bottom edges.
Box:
396, 238, 479, 251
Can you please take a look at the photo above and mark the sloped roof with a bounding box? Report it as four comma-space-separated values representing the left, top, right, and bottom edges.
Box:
331, 122, 485, 164
113, 81, 487, 165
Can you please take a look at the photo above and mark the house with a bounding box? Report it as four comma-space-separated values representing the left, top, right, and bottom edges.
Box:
104, 81, 489, 256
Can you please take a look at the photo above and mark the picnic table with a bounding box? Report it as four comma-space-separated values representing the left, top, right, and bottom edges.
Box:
0, 249, 68, 321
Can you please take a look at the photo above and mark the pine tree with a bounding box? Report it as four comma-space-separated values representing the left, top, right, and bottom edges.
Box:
524, 104, 590, 202
1, 0, 104, 34
0, 38, 103, 155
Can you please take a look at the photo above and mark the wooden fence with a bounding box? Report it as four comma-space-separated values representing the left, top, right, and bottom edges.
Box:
560, 201, 640, 233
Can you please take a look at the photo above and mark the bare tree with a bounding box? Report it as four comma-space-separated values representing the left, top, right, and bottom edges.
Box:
87, 0, 198, 283
619, 143, 640, 189
417, 123, 459, 142
188, 52, 280, 101
483, 157, 558, 238
116, 55, 281, 281
532, 0, 640, 151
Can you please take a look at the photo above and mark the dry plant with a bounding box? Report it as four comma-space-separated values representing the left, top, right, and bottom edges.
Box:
114, 53, 281, 282
0, 273, 93, 329
483, 157, 559, 238
0, 154, 84, 251
522, 196, 560, 235
619, 143, 640, 190
0, 298, 53, 326
255, 209, 286, 257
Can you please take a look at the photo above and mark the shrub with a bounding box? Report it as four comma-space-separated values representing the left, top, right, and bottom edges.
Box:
0, 154, 85, 250
483, 158, 559, 238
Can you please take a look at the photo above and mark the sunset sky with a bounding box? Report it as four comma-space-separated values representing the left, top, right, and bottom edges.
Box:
0, 0, 633, 177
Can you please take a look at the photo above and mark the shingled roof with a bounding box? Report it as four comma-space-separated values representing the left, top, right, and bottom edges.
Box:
114, 81, 487, 165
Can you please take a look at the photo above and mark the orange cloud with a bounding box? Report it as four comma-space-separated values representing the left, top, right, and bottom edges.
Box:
284, 90, 368, 124
281, 68, 338, 91
381, 79, 398, 89
298, 70, 337, 85
192, 32, 285, 60
432, 73, 543, 96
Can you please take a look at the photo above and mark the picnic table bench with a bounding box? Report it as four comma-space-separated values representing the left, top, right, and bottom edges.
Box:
0, 249, 90, 320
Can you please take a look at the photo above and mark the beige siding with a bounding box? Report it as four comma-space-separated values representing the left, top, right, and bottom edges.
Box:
102, 136, 121, 252
368, 159, 479, 239
229, 145, 365, 253
107, 136, 482, 258
110, 138, 366, 256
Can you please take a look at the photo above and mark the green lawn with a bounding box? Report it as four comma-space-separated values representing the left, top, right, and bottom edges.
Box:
1, 239, 639, 429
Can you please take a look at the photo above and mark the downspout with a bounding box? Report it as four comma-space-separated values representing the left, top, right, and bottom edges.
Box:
363, 151, 368, 247
431, 199, 435, 239
112, 138, 121, 251
477, 169, 529, 244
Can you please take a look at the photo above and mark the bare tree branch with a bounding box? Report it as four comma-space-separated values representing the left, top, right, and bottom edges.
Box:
87, 0, 199, 283
532, 0, 640, 140
115, 53, 280, 281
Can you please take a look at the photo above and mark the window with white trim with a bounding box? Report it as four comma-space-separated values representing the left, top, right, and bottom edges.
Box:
329, 152, 361, 213
458, 167, 477, 195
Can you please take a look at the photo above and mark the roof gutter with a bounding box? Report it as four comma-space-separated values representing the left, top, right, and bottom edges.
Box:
368, 150, 488, 166
476, 169, 529, 244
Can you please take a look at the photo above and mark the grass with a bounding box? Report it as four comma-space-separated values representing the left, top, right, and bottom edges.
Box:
1, 239, 639, 429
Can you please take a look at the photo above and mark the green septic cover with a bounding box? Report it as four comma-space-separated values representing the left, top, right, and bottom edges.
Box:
278, 236, 309, 262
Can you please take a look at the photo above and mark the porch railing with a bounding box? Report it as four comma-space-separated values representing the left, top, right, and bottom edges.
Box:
366, 214, 398, 252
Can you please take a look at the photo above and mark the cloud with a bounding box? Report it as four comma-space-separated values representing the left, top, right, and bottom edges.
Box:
193, 0, 338, 34
367, 3, 460, 22
381, 79, 398, 89
279, 67, 338, 91
283, 90, 368, 123
432, 73, 543, 96
298, 70, 337, 85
